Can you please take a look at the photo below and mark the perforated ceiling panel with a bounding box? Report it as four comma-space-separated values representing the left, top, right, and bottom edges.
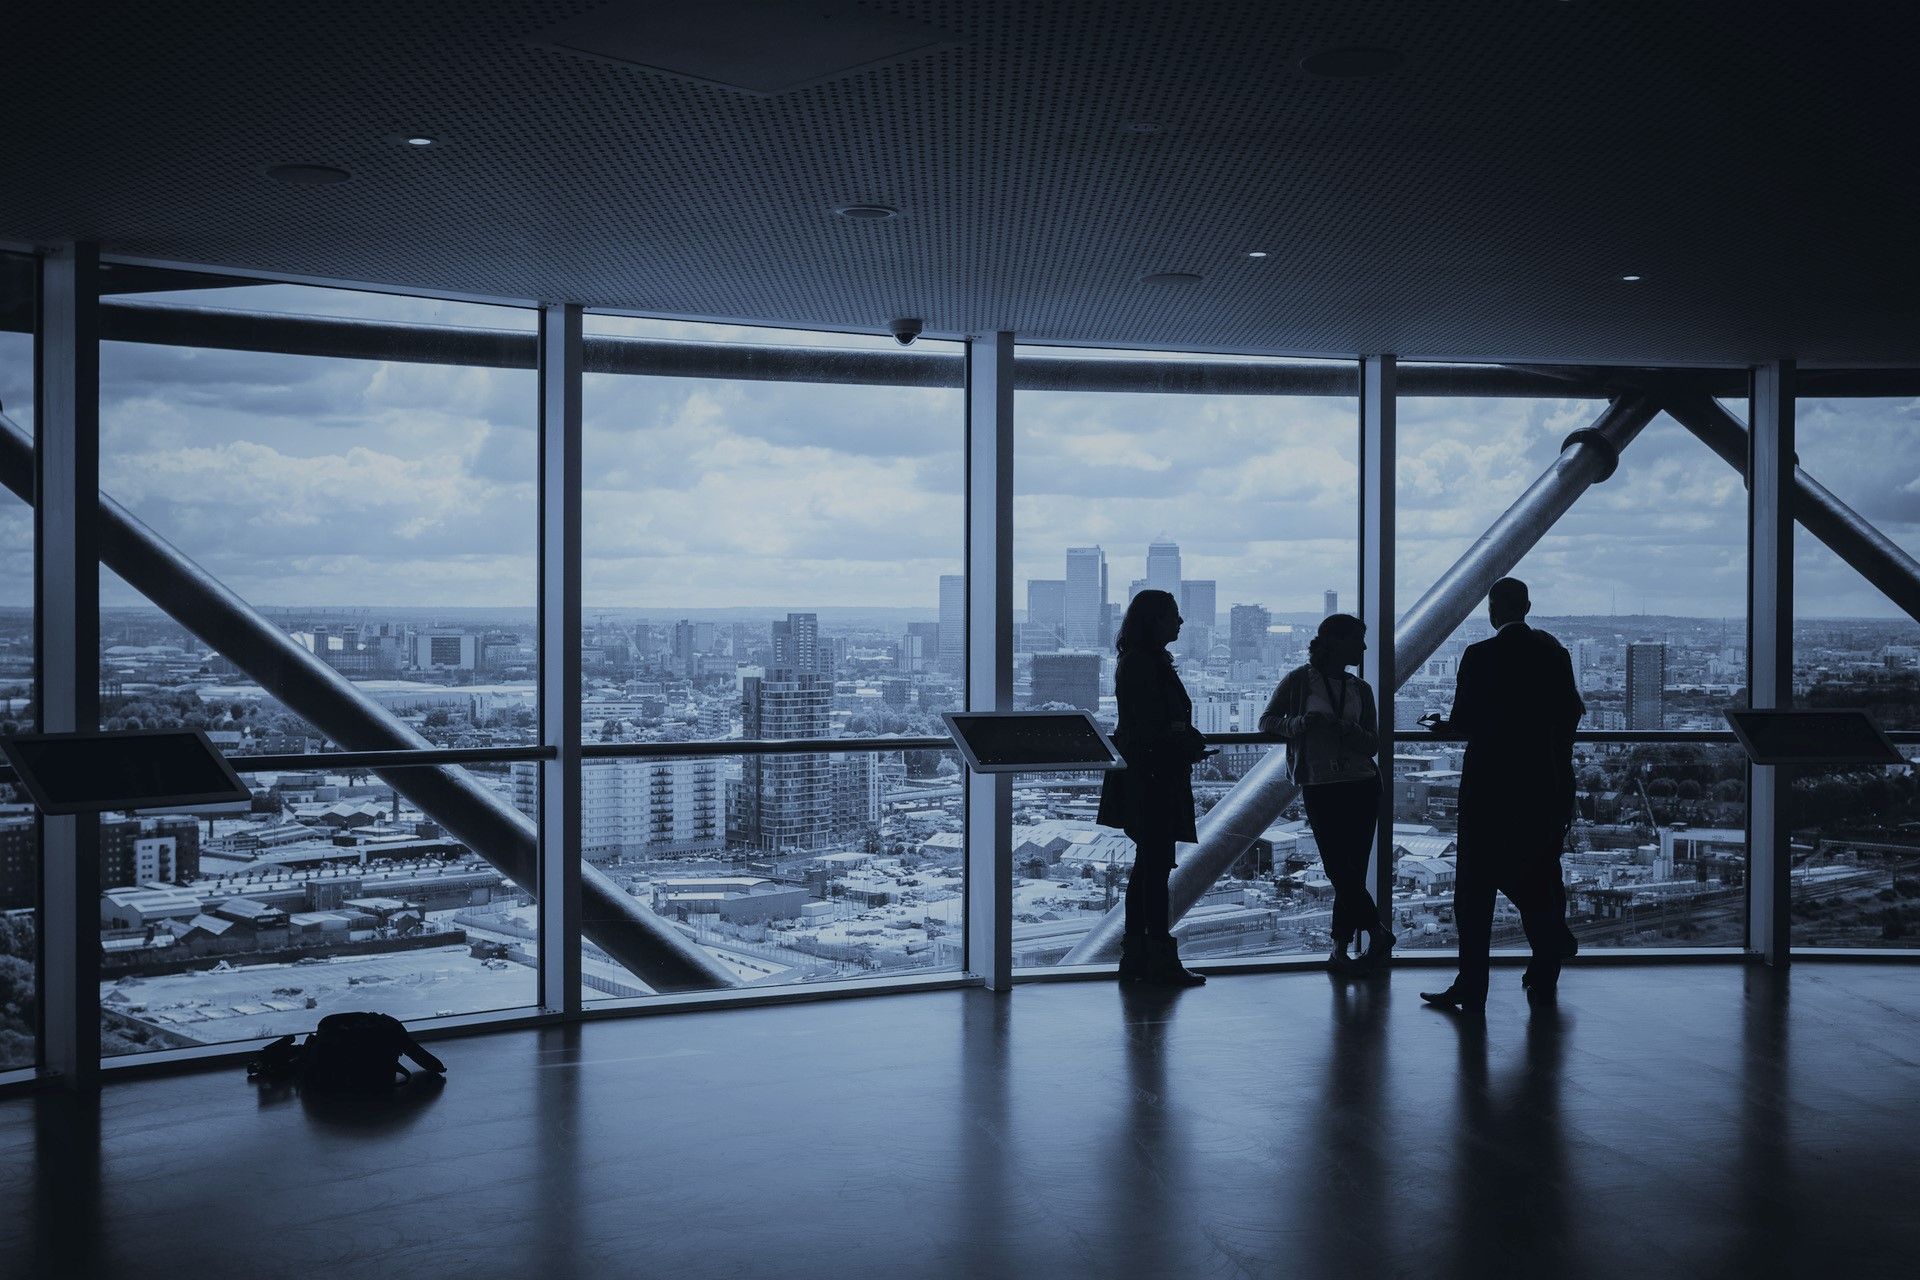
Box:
3, 1, 1917, 363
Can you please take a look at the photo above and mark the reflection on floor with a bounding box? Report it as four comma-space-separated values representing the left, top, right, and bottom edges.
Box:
4, 963, 1918, 1278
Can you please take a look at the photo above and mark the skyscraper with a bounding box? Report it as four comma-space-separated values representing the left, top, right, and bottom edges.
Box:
1065, 546, 1108, 648
1028, 652, 1102, 712
1229, 604, 1271, 665
770, 612, 827, 678
1180, 580, 1216, 629
938, 574, 966, 674
1025, 578, 1065, 651
739, 613, 836, 851
1146, 539, 1181, 597
1626, 642, 1667, 730
1323, 589, 1339, 617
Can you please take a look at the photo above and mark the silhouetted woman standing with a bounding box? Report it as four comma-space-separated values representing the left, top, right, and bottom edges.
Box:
1097, 589, 1209, 986
1260, 613, 1395, 973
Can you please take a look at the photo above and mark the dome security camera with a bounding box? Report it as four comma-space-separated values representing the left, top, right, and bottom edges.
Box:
889, 318, 924, 346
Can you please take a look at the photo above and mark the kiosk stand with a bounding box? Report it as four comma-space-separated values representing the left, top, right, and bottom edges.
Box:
940, 711, 1123, 775
1723, 709, 1904, 768
2, 728, 252, 815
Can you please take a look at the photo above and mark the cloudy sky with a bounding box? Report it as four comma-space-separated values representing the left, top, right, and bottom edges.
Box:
0, 277, 1916, 622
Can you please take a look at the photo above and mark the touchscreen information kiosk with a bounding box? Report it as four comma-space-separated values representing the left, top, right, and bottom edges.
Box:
1723, 709, 1905, 766
940, 711, 1123, 775
1, 729, 252, 815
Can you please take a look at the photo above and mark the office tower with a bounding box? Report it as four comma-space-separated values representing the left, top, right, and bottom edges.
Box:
1147, 539, 1181, 597
1229, 604, 1271, 664
1025, 578, 1066, 651
1027, 579, 1065, 631
1065, 546, 1108, 648
938, 574, 966, 674
1028, 652, 1102, 711
1180, 579, 1217, 658
1323, 590, 1339, 617
1128, 578, 1147, 602
413, 630, 477, 670
1627, 642, 1667, 730
904, 621, 940, 673
1180, 580, 1216, 629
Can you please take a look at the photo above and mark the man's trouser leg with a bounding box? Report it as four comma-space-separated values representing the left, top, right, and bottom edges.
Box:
1510, 847, 1569, 989
1453, 844, 1497, 999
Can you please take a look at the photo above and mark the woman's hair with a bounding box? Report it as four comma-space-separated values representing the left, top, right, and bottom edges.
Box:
1116, 589, 1179, 654
1307, 612, 1366, 666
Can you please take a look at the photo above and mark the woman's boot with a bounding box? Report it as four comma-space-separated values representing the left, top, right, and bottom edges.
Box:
1148, 934, 1206, 987
1118, 932, 1151, 983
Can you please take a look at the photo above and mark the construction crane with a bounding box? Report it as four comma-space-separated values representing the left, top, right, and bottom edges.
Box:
1632, 770, 1661, 837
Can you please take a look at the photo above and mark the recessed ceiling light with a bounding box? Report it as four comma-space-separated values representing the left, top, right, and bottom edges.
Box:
264, 163, 351, 187
1140, 272, 1203, 285
1621, 274, 1644, 282
404, 136, 437, 147
1299, 46, 1407, 78
836, 204, 899, 220
1246, 251, 1269, 259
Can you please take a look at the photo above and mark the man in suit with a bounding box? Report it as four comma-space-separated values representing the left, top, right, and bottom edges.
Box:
1421, 578, 1585, 1012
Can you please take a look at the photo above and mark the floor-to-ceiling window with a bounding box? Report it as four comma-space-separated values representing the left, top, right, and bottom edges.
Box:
1396, 369, 1749, 952
1010, 348, 1360, 967
0, 251, 38, 1070
1791, 385, 1920, 948
578, 315, 965, 998
94, 271, 541, 1055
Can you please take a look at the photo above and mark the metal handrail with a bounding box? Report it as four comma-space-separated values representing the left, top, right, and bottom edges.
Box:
227, 744, 556, 772
582, 736, 953, 759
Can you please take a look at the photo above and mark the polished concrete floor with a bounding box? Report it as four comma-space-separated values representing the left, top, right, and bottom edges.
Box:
3, 963, 1917, 1279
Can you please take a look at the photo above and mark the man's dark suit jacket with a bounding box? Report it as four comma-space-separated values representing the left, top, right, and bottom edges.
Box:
1448, 622, 1586, 853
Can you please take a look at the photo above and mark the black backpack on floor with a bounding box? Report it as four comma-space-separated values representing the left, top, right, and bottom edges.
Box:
248, 1011, 446, 1093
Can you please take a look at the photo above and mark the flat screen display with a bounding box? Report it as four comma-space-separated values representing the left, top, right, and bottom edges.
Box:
1723, 710, 1905, 766
941, 711, 1123, 774
1, 730, 251, 815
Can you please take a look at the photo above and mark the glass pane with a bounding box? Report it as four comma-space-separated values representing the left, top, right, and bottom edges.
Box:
97, 273, 539, 752
580, 314, 965, 745
1012, 351, 1357, 967
1388, 370, 1749, 954
1396, 378, 1749, 732
575, 747, 963, 1001
1792, 389, 1920, 946
0, 250, 35, 1069
101, 762, 537, 1057
1009, 745, 1307, 967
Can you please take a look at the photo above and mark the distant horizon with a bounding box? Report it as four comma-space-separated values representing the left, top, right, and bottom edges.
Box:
39, 603, 1920, 627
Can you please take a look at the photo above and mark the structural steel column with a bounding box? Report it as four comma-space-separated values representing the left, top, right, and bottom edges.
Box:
1748, 363, 1794, 964
1359, 356, 1396, 919
965, 333, 1014, 989
538, 304, 583, 1013
35, 243, 101, 1089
